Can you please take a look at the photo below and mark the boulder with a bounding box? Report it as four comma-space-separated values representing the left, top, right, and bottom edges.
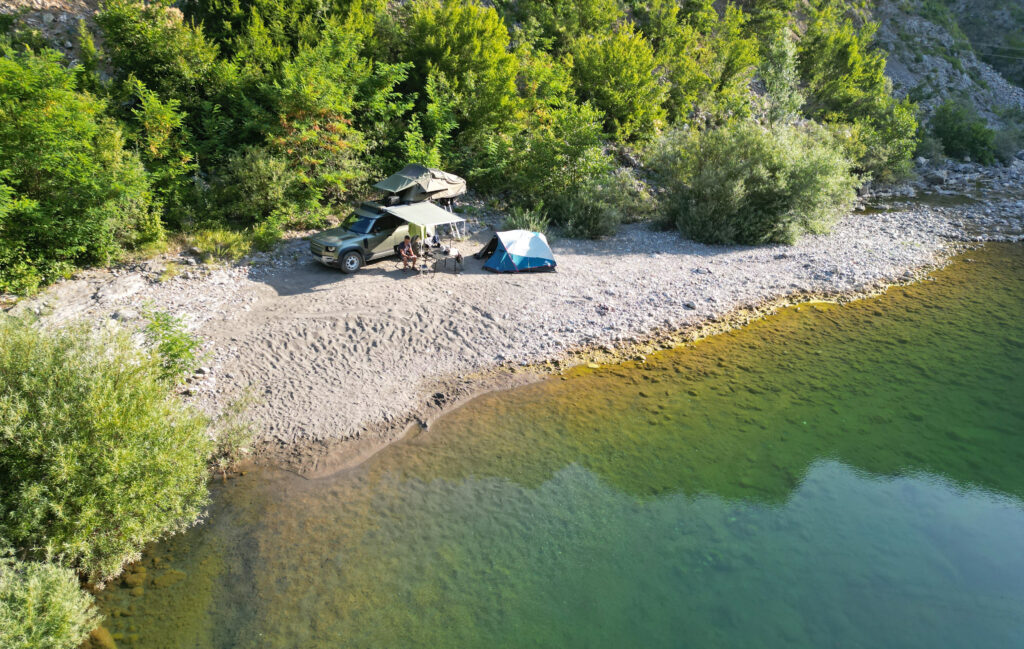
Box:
93, 275, 146, 305
121, 572, 145, 588
924, 170, 947, 186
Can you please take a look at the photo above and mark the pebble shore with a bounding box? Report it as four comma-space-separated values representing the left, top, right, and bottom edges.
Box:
9, 162, 1024, 472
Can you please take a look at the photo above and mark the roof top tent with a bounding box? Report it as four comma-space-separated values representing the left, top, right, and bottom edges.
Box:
374, 165, 467, 205
384, 202, 467, 241
475, 230, 557, 273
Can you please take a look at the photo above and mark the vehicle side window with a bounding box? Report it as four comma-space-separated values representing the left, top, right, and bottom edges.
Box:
373, 215, 401, 232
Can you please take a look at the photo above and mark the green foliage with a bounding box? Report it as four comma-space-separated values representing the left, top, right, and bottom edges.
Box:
0, 43, 161, 294
0, 317, 212, 582
401, 71, 458, 168
649, 122, 858, 245
403, 0, 519, 137
640, 0, 758, 125
504, 203, 550, 233
797, 2, 918, 178
214, 146, 323, 228
0, 553, 100, 649
930, 100, 996, 164
569, 24, 666, 141
143, 309, 205, 383
185, 227, 253, 262
757, 22, 804, 125
208, 393, 256, 478
496, 0, 623, 50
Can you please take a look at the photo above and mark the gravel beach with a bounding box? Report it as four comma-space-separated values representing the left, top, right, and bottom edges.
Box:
10, 164, 1024, 473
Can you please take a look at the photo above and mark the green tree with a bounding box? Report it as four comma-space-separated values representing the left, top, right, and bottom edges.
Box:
495, 0, 624, 51
569, 24, 666, 141
402, 0, 519, 138
0, 554, 100, 649
929, 99, 996, 164
0, 44, 160, 294
0, 317, 212, 582
260, 17, 407, 207
797, 2, 918, 177
641, 0, 758, 125
758, 21, 804, 125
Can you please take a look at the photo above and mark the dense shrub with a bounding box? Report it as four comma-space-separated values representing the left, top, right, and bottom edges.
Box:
0, 554, 99, 649
797, 2, 918, 178
0, 44, 161, 294
0, 317, 212, 582
930, 100, 996, 165
649, 122, 858, 245
473, 101, 627, 235
569, 24, 666, 141
213, 147, 322, 228
143, 309, 206, 383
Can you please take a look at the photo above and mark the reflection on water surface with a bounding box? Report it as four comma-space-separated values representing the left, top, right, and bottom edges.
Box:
99, 244, 1024, 649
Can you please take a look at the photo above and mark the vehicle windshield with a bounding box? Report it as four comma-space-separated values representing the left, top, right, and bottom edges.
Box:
346, 217, 376, 234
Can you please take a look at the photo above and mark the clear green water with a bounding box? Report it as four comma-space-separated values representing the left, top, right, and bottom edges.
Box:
99, 245, 1024, 649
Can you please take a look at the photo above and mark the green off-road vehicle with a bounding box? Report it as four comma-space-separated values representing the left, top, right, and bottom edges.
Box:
310, 202, 410, 273
310, 164, 467, 273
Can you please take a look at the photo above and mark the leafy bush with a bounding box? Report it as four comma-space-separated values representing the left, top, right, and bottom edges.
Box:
649, 122, 858, 245
185, 227, 252, 262
930, 100, 996, 164
504, 203, 550, 233
214, 147, 323, 228
569, 24, 666, 141
0, 554, 100, 649
472, 101, 626, 237
143, 309, 205, 383
0, 44, 162, 294
0, 317, 212, 582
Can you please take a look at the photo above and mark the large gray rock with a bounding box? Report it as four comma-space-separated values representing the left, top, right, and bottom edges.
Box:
924, 170, 948, 186
94, 275, 146, 305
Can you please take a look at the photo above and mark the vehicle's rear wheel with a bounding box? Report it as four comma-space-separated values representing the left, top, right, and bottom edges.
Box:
340, 251, 362, 274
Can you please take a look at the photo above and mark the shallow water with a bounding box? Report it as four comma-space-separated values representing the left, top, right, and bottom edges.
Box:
99, 244, 1024, 649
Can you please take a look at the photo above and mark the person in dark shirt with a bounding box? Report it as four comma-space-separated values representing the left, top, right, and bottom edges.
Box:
398, 235, 417, 270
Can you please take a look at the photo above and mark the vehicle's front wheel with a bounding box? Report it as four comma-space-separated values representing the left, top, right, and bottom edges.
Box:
340, 251, 362, 274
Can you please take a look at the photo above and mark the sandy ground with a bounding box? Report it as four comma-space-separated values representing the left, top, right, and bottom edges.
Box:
10, 178, 1024, 474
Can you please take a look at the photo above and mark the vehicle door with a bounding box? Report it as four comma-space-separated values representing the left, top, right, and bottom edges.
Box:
365, 215, 399, 259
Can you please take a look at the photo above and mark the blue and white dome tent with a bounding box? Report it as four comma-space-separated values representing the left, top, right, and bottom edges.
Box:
475, 230, 557, 273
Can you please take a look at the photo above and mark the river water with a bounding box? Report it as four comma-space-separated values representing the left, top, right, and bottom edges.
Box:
98, 244, 1024, 649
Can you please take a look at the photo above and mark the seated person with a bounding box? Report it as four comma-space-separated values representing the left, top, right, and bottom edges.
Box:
398, 235, 417, 270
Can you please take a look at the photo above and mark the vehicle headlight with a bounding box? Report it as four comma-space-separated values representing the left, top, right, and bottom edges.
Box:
325, 246, 337, 252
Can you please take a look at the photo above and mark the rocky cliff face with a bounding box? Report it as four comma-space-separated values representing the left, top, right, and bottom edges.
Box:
1, 0, 98, 60
873, 0, 1024, 128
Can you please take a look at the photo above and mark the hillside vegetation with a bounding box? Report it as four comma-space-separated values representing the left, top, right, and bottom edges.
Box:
0, 0, 927, 293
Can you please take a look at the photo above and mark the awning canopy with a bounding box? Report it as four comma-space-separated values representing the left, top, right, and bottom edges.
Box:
373, 164, 467, 202
384, 202, 465, 228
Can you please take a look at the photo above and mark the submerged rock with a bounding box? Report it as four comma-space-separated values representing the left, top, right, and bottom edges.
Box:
85, 626, 117, 649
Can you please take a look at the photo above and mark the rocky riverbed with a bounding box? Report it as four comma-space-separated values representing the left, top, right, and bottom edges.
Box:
7, 167, 1024, 473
